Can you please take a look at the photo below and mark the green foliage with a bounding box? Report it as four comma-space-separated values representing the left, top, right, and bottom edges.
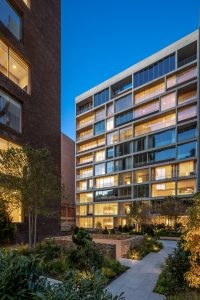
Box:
72, 227, 92, 246
102, 256, 127, 279
154, 241, 190, 296
167, 290, 200, 300
0, 250, 41, 299
126, 236, 163, 259
0, 201, 16, 245
0, 250, 124, 300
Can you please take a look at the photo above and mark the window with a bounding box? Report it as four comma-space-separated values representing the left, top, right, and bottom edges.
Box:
134, 185, 149, 198
94, 203, 118, 216
23, 0, 30, 7
94, 217, 113, 229
152, 182, 175, 197
115, 157, 132, 171
134, 169, 149, 183
106, 147, 114, 159
76, 205, 87, 216
148, 129, 176, 148
177, 179, 196, 195
77, 217, 93, 228
95, 109, 105, 122
78, 154, 93, 165
119, 172, 132, 185
95, 150, 105, 162
115, 94, 132, 113
0, 0, 21, 40
135, 82, 165, 104
0, 89, 21, 132
77, 100, 92, 115
134, 137, 146, 152
78, 128, 93, 141
152, 165, 174, 180
78, 114, 94, 128
107, 103, 114, 116
178, 105, 197, 122
178, 125, 196, 142
119, 126, 133, 141
94, 120, 105, 135
79, 168, 93, 179
134, 100, 159, 118
94, 88, 109, 107
134, 54, 175, 88
115, 141, 132, 157
95, 163, 105, 176
178, 142, 196, 160
78, 137, 105, 152
95, 176, 118, 188
95, 189, 115, 201
79, 181, 87, 191
106, 117, 114, 131
78, 193, 93, 203
178, 161, 196, 177
107, 131, 118, 145
135, 113, 176, 136
0, 40, 29, 93
106, 161, 114, 173
149, 148, 176, 163
134, 153, 148, 167
161, 92, 176, 111
115, 110, 133, 127
167, 67, 197, 88
178, 89, 197, 105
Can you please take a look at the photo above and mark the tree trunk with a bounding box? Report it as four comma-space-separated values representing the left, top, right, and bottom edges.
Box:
28, 207, 32, 249
33, 212, 37, 248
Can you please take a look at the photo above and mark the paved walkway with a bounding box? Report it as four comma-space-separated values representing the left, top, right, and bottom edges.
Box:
106, 240, 177, 300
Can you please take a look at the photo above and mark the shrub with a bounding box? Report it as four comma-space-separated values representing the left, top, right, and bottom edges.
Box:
141, 224, 155, 237
154, 241, 190, 296
102, 226, 109, 234
102, 256, 127, 279
72, 227, 92, 246
0, 201, 16, 246
0, 250, 41, 299
126, 236, 163, 259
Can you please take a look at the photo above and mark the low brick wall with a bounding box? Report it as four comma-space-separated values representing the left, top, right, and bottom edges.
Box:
121, 236, 143, 257
95, 243, 116, 259
51, 236, 116, 259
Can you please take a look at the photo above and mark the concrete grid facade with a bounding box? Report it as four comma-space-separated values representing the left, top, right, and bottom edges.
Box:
75, 30, 199, 229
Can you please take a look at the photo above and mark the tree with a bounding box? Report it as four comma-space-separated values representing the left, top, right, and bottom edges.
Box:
0, 146, 60, 248
183, 192, 200, 288
159, 196, 185, 227
127, 201, 150, 231
0, 198, 16, 245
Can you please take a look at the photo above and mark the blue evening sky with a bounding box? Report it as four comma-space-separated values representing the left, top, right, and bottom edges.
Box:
61, 0, 200, 140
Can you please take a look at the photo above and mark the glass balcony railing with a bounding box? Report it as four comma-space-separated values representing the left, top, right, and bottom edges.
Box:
178, 54, 197, 68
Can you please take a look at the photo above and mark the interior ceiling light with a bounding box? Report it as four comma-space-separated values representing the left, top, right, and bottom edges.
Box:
13, 65, 16, 69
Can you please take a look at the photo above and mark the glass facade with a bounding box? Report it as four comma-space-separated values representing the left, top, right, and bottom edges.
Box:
149, 147, 176, 163
115, 110, 133, 127
134, 185, 149, 198
0, 89, 21, 132
148, 129, 176, 148
177, 142, 196, 160
95, 163, 105, 176
94, 120, 105, 135
94, 88, 109, 107
115, 94, 132, 113
115, 141, 132, 157
0, 0, 21, 40
178, 125, 196, 142
134, 100, 159, 118
134, 54, 175, 88
152, 182, 175, 197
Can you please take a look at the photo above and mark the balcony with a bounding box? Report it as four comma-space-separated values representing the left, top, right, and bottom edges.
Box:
178, 54, 197, 68
77, 118, 94, 129
77, 132, 93, 142
77, 104, 93, 116
76, 172, 93, 179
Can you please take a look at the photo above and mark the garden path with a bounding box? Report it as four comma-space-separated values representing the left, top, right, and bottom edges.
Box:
106, 240, 177, 300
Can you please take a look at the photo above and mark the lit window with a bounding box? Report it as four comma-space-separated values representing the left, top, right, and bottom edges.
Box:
119, 126, 133, 141
135, 113, 176, 136
167, 67, 197, 88
106, 117, 114, 131
134, 169, 149, 183
177, 179, 196, 195
95, 176, 118, 188
161, 92, 176, 111
178, 161, 196, 177
94, 203, 118, 216
95, 150, 105, 162
152, 182, 175, 197
135, 82, 165, 104
0, 40, 30, 93
77, 217, 93, 228
78, 193, 93, 203
134, 100, 159, 118
94, 217, 113, 229
107, 131, 118, 145
152, 165, 174, 180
